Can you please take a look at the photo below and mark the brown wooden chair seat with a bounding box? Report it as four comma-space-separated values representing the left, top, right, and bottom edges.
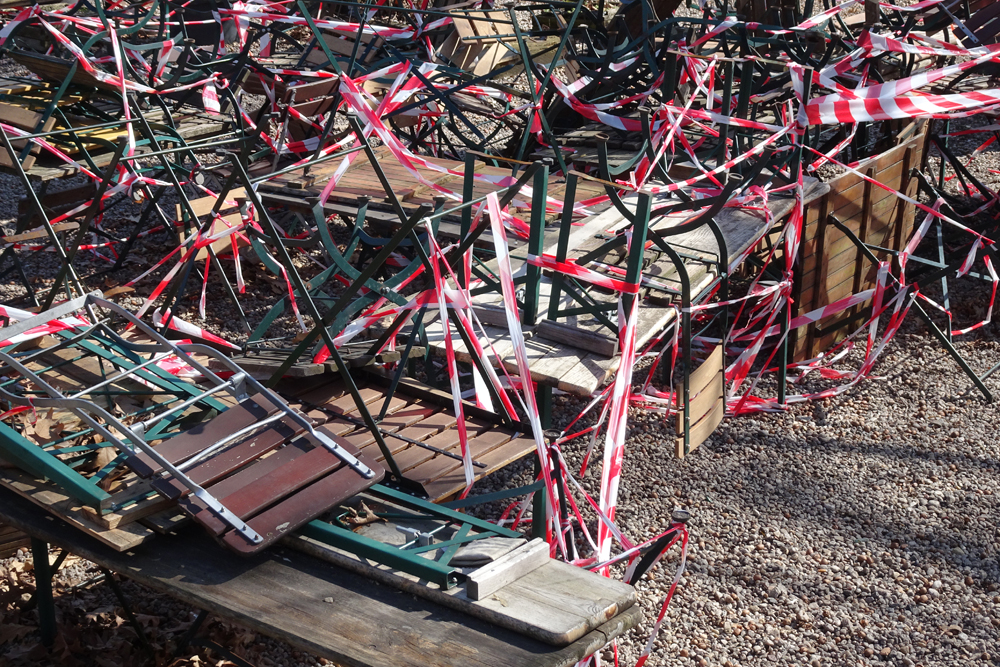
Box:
125, 393, 384, 554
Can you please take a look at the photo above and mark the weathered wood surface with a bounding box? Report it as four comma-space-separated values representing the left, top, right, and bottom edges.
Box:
294, 378, 538, 501
292, 537, 635, 648
467, 537, 550, 601
253, 145, 609, 223
0, 485, 641, 667
0, 88, 229, 181
792, 121, 928, 361
0, 465, 154, 551
675, 345, 725, 458
287, 528, 636, 647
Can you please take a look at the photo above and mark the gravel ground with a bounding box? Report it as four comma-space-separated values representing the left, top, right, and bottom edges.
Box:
605, 313, 1000, 667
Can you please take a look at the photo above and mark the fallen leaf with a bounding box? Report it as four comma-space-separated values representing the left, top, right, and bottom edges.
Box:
136, 613, 160, 628
0, 623, 33, 645
113, 395, 143, 418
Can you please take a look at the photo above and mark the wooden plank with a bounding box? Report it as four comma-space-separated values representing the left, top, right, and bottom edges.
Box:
502, 337, 591, 388
686, 345, 723, 394
556, 353, 615, 396
395, 420, 493, 474
378, 403, 439, 432
799, 192, 904, 285
128, 394, 281, 477
676, 395, 724, 459
81, 479, 176, 529
182, 188, 245, 219
216, 445, 355, 519
150, 419, 303, 500
684, 365, 724, 424
197, 439, 314, 506
1, 222, 78, 243
288, 501, 636, 646
319, 418, 358, 436
799, 192, 829, 361
220, 449, 384, 554
0, 467, 153, 551
467, 538, 550, 600
296, 379, 349, 404
393, 410, 458, 444
0, 102, 55, 171
318, 387, 385, 414
421, 434, 537, 501
138, 508, 189, 534
534, 319, 618, 357
418, 429, 514, 485
894, 149, 917, 251
355, 429, 414, 465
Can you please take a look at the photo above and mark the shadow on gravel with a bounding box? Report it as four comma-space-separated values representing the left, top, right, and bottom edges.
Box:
703, 433, 1000, 582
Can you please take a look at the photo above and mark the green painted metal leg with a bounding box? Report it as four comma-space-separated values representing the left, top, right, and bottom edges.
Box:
532, 454, 548, 540
538, 384, 553, 430
913, 301, 994, 402
778, 303, 789, 407
30, 538, 56, 646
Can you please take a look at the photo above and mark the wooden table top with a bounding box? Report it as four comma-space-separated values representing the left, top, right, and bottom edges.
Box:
0, 485, 640, 667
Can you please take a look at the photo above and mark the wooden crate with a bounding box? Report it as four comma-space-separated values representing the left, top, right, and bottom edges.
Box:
791, 120, 929, 362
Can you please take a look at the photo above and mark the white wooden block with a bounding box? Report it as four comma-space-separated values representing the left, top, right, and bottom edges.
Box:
466, 537, 549, 601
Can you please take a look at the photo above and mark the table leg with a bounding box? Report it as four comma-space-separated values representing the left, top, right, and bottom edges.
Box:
532, 454, 548, 541
538, 384, 552, 429
30, 537, 56, 646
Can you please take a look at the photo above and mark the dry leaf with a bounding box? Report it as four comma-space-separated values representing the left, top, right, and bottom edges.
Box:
32, 408, 64, 443
113, 395, 143, 417
93, 447, 118, 471
103, 286, 135, 298
0, 624, 33, 645
91, 447, 127, 492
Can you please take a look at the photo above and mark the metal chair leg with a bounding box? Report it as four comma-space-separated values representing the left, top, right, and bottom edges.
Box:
30, 538, 56, 647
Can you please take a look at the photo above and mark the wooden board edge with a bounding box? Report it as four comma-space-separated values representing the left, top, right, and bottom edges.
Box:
284, 534, 610, 647
0, 469, 154, 551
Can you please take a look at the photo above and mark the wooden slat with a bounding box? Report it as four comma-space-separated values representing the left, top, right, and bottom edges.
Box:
196, 439, 314, 507
294, 378, 348, 403
221, 450, 383, 554
216, 444, 353, 518
0, 467, 153, 551
676, 395, 724, 458
393, 410, 458, 444
317, 387, 384, 413
793, 122, 927, 362
421, 433, 537, 501
378, 403, 439, 431
150, 419, 303, 500
128, 394, 281, 477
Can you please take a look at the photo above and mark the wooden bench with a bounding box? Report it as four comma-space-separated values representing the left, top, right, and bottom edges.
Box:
1, 485, 641, 667
283, 377, 539, 501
